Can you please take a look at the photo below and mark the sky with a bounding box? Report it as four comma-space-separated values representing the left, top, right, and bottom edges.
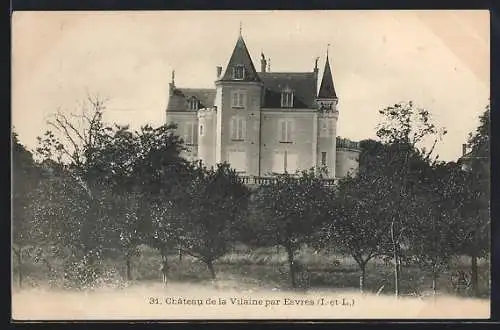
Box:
12, 10, 489, 162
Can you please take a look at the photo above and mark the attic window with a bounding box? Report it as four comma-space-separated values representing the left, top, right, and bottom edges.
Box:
233, 65, 245, 80
281, 89, 294, 108
188, 98, 199, 111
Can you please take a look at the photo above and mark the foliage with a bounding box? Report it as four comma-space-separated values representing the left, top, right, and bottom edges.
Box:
245, 170, 333, 288
174, 162, 251, 278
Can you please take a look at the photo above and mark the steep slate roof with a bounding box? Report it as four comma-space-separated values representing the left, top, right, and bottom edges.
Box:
259, 72, 318, 109
318, 54, 337, 99
166, 88, 216, 111
219, 36, 261, 83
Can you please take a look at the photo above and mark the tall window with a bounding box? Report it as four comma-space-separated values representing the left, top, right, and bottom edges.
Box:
188, 98, 199, 111
184, 122, 198, 145
278, 119, 293, 143
321, 152, 327, 166
272, 151, 298, 174
232, 65, 245, 80
199, 124, 204, 137
230, 116, 246, 141
281, 90, 294, 108
232, 91, 246, 108
228, 151, 246, 174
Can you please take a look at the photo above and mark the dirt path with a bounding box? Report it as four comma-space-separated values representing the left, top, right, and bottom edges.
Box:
12, 280, 490, 320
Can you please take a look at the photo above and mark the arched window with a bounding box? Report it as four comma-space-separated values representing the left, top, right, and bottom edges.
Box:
232, 65, 245, 80
281, 88, 294, 108
188, 98, 199, 111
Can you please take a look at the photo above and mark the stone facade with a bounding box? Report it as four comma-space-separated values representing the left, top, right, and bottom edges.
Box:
165, 34, 360, 179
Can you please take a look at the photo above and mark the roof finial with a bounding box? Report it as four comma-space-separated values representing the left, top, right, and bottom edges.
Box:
171, 70, 175, 84
327, 43, 330, 58
239, 21, 242, 37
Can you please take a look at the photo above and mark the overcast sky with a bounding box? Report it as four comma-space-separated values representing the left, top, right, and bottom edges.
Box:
12, 10, 489, 161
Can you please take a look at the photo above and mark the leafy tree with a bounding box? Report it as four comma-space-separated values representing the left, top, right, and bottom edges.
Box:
375, 101, 446, 297
12, 131, 41, 288
407, 162, 461, 296
174, 162, 251, 279
454, 103, 490, 296
244, 170, 332, 288
319, 174, 393, 293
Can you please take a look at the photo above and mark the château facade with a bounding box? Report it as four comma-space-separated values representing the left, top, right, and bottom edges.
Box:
165, 33, 360, 180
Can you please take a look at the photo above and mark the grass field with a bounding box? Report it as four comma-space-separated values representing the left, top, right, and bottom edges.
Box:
11, 244, 491, 320
12, 244, 491, 298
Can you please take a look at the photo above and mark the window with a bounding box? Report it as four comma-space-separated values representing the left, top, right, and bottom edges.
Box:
232, 65, 245, 80
228, 151, 246, 173
184, 122, 198, 145
199, 124, 204, 137
232, 91, 246, 108
278, 119, 293, 143
188, 98, 198, 111
320, 119, 335, 137
321, 152, 327, 166
272, 151, 298, 174
230, 116, 246, 141
281, 90, 294, 108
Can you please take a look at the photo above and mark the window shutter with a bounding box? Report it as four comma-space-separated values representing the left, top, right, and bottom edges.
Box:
286, 120, 293, 142
286, 153, 298, 174
280, 120, 286, 141
241, 94, 246, 108
272, 152, 285, 173
232, 92, 238, 107
240, 118, 246, 140
231, 117, 237, 139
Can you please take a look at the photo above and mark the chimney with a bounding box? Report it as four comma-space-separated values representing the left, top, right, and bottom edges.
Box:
216, 66, 222, 79
260, 53, 267, 73
462, 144, 467, 156
314, 57, 319, 75
169, 70, 175, 93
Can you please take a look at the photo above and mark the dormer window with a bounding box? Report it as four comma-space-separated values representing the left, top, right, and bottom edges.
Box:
188, 98, 199, 111
232, 65, 245, 80
281, 89, 294, 108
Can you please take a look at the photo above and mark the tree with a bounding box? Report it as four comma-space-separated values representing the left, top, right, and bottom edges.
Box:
456, 103, 490, 296
375, 101, 447, 297
12, 131, 41, 288
244, 170, 332, 288
319, 174, 392, 293
407, 162, 461, 296
174, 162, 251, 279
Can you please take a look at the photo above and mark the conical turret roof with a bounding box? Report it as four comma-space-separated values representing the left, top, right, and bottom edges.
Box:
318, 54, 337, 99
219, 36, 261, 82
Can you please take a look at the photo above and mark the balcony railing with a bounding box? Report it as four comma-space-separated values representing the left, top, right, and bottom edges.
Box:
336, 137, 360, 150
237, 176, 338, 187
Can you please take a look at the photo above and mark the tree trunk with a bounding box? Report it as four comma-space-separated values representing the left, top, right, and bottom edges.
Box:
15, 248, 23, 289
432, 270, 437, 296
125, 255, 132, 281
285, 244, 296, 289
470, 253, 478, 297
359, 263, 367, 294
207, 259, 216, 279
178, 243, 183, 262
391, 221, 400, 298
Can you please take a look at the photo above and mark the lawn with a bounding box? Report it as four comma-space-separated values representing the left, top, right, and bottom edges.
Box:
12, 244, 490, 299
